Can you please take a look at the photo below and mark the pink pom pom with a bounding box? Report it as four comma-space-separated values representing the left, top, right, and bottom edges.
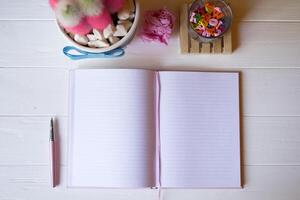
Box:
65, 18, 92, 35
86, 9, 112, 30
49, 0, 58, 9
104, 0, 125, 13
140, 8, 175, 45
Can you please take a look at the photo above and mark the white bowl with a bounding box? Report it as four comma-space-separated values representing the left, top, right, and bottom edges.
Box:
57, 0, 140, 53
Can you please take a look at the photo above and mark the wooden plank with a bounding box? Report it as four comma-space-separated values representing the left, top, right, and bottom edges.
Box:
1, 21, 300, 68
134, 21, 300, 68
1, 118, 300, 196
242, 69, 300, 116
0, 165, 157, 200
223, 29, 232, 53
162, 166, 300, 200
201, 43, 211, 53
212, 39, 222, 53
1, 68, 300, 116
0, 68, 68, 115
190, 39, 200, 53
0, 117, 68, 166
0, 165, 299, 199
1, 0, 300, 21
180, 4, 189, 54
230, 0, 300, 22
0, 0, 53, 19
1, 116, 300, 166
243, 116, 300, 165
0, 21, 68, 67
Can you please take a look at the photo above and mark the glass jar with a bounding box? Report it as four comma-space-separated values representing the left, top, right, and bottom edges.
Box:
188, 0, 232, 43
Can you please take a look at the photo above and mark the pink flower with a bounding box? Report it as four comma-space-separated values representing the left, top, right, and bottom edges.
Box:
140, 8, 175, 45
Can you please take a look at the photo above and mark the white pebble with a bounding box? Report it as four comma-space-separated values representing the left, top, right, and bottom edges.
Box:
113, 24, 127, 37
128, 12, 135, 20
103, 24, 116, 39
118, 11, 130, 20
117, 20, 132, 31
74, 34, 88, 45
108, 36, 120, 44
88, 40, 110, 48
92, 29, 104, 40
118, 0, 135, 20
86, 34, 98, 41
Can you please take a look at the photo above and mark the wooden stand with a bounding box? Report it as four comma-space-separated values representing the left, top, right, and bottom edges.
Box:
180, 3, 232, 54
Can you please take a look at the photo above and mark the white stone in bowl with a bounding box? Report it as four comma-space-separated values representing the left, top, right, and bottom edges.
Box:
74, 34, 88, 45
103, 24, 116, 39
118, 20, 133, 31
113, 25, 127, 37
56, 0, 140, 53
108, 36, 120, 44
86, 34, 98, 41
92, 29, 104, 40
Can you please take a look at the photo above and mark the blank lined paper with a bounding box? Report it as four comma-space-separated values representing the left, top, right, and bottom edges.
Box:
67, 69, 240, 188
68, 69, 157, 188
159, 71, 240, 188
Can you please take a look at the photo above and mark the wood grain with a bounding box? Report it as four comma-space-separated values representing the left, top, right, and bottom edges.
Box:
1, 68, 300, 116
0, 21, 300, 68
190, 39, 199, 53
1, 116, 300, 166
243, 116, 300, 165
1, 0, 300, 199
0, 165, 299, 199
0, 165, 157, 200
0, 68, 68, 115
201, 43, 211, 53
0, 117, 68, 166
1, 116, 300, 198
223, 29, 232, 54
212, 39, 222, 53
242, 69, 300, 116
162, 166, 300, 200
180, 3, 189, 54
1, 0, 300, 21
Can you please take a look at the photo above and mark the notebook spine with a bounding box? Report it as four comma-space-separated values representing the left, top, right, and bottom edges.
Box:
155, 71, 162, 188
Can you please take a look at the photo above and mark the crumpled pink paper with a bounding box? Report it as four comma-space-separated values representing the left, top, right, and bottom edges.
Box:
140, 8, 175, 45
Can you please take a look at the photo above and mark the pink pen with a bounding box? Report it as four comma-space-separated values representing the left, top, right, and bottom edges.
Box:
50, 118, 56, 187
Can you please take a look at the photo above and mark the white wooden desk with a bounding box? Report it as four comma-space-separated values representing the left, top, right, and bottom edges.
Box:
1, 0, 300, 199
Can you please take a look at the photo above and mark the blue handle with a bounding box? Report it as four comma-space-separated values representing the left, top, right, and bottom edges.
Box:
63, 46, 125, 60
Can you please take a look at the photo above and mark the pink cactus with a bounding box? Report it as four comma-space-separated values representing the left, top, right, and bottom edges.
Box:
50, 0, 125, 34
64, 18, 92, 35
86, 9, 112, 30
77, 0, 112, 30
55, 0, 92, 35
104, 0, 125, 13
49, 0, 58, 9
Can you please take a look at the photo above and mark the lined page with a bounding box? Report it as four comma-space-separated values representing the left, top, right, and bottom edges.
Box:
159, 71, 240, 188
68, 69, 157, 188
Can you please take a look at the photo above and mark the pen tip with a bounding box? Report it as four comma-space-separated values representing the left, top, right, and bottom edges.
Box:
50, 118, 54, 141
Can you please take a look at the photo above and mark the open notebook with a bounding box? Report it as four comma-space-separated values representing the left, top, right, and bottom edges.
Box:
68, 69, 241, 188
